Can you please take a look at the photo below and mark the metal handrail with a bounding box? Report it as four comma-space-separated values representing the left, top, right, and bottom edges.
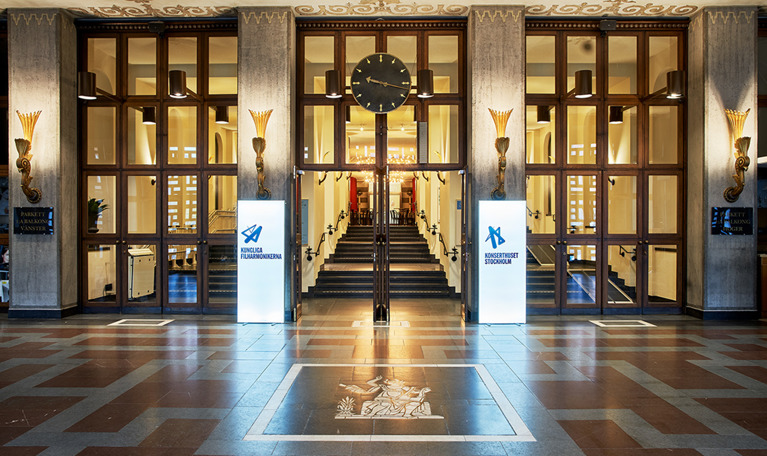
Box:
437, 232, 459, 262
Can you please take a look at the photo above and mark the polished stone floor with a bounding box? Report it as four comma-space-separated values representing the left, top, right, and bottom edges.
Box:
2, 299, 767, 455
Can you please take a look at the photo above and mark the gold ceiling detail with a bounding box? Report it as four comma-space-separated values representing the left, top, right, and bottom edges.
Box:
525, 1, 697, 16
68, 3, 235, 18
294, 3, 469, 16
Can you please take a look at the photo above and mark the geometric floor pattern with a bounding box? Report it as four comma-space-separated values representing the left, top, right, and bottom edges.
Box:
1, 298, 767, 455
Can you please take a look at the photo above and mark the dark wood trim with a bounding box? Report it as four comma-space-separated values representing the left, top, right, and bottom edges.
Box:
297, 19, 466, 31
526, 19, 688, 31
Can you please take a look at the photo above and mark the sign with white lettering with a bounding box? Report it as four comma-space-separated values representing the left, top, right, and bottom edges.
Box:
711, 207, 753, 235
14, 207, 54, 235
237, 200, 285, 323
478, 200, 526, 324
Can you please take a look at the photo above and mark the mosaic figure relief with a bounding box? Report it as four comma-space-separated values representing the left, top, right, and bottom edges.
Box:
336, 376, 442, 419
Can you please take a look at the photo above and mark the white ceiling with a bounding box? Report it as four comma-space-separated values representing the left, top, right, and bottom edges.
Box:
1, 0, 764, 19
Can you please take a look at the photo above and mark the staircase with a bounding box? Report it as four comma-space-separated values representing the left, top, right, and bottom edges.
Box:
307, 225, 455, 298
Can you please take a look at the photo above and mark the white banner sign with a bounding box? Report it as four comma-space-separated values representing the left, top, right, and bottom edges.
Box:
478, 200, 526, 324
237, 200, 285, 323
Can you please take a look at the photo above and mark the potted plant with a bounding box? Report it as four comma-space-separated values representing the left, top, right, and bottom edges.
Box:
87, 198, 109, 233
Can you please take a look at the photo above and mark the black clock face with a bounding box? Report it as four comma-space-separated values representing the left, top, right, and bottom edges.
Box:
351, 53, 412, 114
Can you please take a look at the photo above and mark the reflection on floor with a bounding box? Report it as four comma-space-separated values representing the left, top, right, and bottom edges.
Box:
2, 300, 767, 455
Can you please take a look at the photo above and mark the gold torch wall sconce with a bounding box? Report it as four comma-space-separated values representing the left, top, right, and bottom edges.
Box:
249, 109, 273, 200
489, 108, 512, 200
15, 110, 43, 204
723, 108, 750, 203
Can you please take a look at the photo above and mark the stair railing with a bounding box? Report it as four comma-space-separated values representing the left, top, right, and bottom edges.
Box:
306, 211, 347, 261
437, 232, 460, 262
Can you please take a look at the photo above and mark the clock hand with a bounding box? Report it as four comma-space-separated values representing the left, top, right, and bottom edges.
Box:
365, 76, 409, 90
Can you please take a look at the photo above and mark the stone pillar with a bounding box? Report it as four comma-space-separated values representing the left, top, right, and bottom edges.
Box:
7, 10, 78, 318
687, 7, 759, 318
238, 7, 296, 320
466, 6, 525, 321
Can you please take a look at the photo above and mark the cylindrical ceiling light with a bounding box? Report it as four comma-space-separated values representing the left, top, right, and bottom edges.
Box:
536, 105, 551, 124
142, 106, 157, 125
346, 105, 351, 123
169, 70, 187, 99
417, 69, 434, 98
608, 106, 624, 124
666, 70, 685, 99
77, 71, 97, 100
574, 69, 592, 98
215, 106, 229, 124
325, 70, 342, 99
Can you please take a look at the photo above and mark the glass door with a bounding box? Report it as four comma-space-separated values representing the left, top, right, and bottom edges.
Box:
372, 168, 391, 322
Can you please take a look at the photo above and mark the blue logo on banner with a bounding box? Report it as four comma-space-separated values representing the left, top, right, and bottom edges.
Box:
485, 226, 505, 249
242, 224, 263, 244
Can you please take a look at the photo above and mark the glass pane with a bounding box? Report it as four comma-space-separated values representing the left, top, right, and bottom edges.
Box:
567, 106, 597, 165
0, 243, 7, 302
648, 244, 677, 302
208, 176, 237, 234
168, 106, 197, 165
648, 175, 678, 234
608, 36, 636, 94
88, 38, 117, 95
0, 35, 7, 97
429, 35, 458, 93
303, 106, 335, 165
526, 105, 555, 164
567, 36, 596, 96
607, 245, 637, 306
649, 36, 678, 94
128, 37, 156, 96
526, 36, 555, 94
209, 36, 237, 94
759, 36, 767, 95
207, 244, 236, 312
526, 244, 556, 306
388, 106, 417, 165
759, 107, 767, 161
648, 105, 679, 164
607, 175, 636, 235
346, 106, 376, 165
566, 245, 597, 306
87, 175, 116, 234
428, 105, 459, 164
208, 106, 237, 164
345, 36, 376, 94
387, 35, 417, 92
304, 36, 334, 95
167, 175, 198, 235
127, 107, 156, 165
168, 244, 198, 304
87, 107, 116, 165
526, 175, 555, 234
126, 244, 157, 305
127, 175, 156, 234
608, 106, 637, 164
87, 244, 117, 303
567, 175, 597, 235
0, 178, 8, 234
169, 37, 198, 94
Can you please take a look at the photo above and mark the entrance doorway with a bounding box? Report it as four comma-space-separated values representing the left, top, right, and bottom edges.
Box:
297, 169, 465, 322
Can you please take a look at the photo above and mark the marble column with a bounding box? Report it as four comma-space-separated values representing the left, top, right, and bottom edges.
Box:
238, 7, 296, 320
687, 7, 759, 318
7, 9, 78, 318
467, 6, 525, 321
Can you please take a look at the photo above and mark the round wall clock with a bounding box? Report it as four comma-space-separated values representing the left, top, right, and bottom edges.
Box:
350, 53, 412, 114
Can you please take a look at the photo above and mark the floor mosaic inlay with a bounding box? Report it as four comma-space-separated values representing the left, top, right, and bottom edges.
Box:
244, 363, 534, 442
3, 298, 767, 455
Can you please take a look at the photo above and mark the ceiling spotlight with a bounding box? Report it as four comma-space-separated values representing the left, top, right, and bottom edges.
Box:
325, 70, 342, 99
215, 106, 229, 124
142, 106, 156, 125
